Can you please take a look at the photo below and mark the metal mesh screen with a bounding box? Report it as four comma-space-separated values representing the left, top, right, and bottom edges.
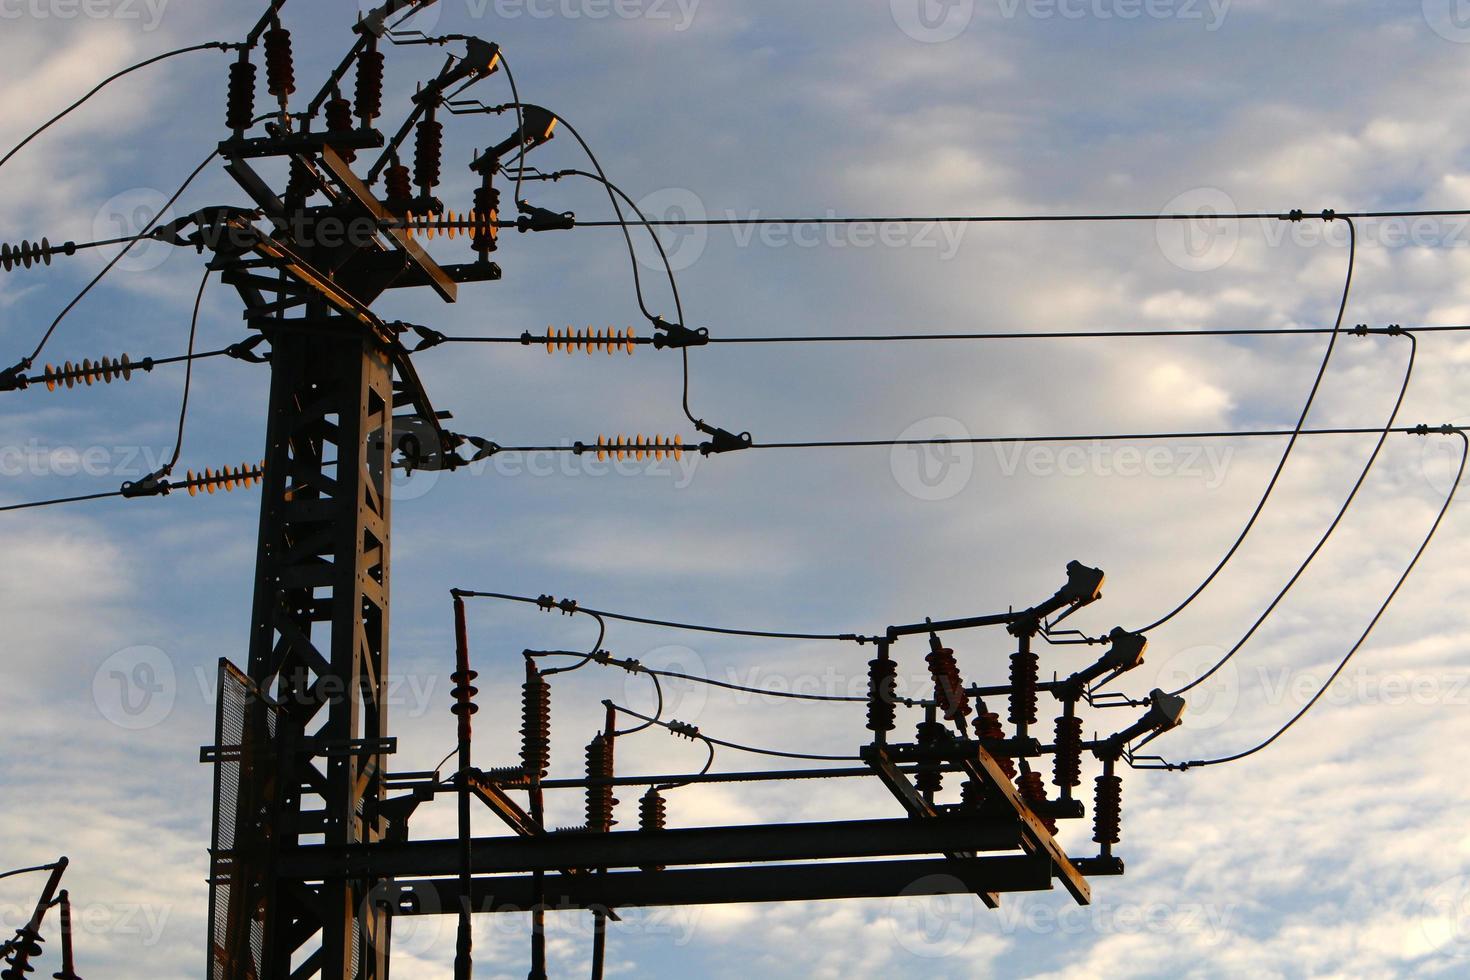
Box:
205, 659, 277, 980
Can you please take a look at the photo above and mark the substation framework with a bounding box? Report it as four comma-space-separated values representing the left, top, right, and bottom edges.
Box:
0, 2, 1187, 977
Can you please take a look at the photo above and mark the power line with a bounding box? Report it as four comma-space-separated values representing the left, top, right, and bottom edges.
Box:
609, 703, 865, 762
1170, 330, 1417, 695
1138, 216, 1359, 635
570, 208, 1470, 228
1137, 429, 1468, 771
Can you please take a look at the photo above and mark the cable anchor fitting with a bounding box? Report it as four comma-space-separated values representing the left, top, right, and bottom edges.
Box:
650, 316, 710, 349
515, 200, 575, 232
696, 421, 753, 456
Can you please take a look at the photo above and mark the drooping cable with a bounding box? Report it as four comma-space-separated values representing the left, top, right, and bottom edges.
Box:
164, 269, 213, 475
609, 703, 863, 762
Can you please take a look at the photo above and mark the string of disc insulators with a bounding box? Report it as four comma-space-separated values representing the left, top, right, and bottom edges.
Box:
1, 238, 77, 271
586, 435, 685, 461
39, 354, 153, 391
180, 462, 264, 496
532, 327, 640, 355
403, 210, 497, 241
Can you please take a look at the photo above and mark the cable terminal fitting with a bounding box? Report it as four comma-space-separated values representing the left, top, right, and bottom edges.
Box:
0, 359, 33, 392
666, 719, 701, 741
650, 316, 710, 350
696, 422, 753, 456
225, 335, 271, 363
536, 594, 579, 616
516, 201, 575, 233
1412, 423, 1458, 437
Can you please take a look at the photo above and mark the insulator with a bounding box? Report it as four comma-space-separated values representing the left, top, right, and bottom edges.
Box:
914, 720, 945, 795
925, 636, 972, 724
354, 39, 385, 124
594, 434, 684, 463
450, 667, 480, 718
414, 117, 444, 193
385, 164, 413, 214
473, 183, 500, 254
405, 210, 497, 242
520, 663, 550, 780
40, 353, 148, 391
1009, 647, 1039, 727
264, 26, 295, 102
639, 788, 667, 871
325, 96, 356, 162
1093, 773, 1122, 846
286, 157, 315, 206
975, 709, 1015, 780
226, 57, 257, 133
1018, 770, 1058, 835
183, 462, 264, 497
960, 778, 983, 811
584, 735, 617, 832
1, 238, 76, 272
865, 655, 897, 734
482, 766, 528, 787
543, 327, 637, 356
1053, 714, 1083, 790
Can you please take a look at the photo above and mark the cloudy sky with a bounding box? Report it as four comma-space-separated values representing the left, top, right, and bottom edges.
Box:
4, 0, 1470, 976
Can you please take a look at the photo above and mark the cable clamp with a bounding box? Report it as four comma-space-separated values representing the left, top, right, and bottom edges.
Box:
120, 469, 172, 499
651, 316, 710, 349
1413, 423, 1458, 437
515, 200, 575, 233
696, 421, 753, 456
666, 719, 700, 740
0, 359, 31, 392
1283, 209, 1305, 222
225, 335, 271, 363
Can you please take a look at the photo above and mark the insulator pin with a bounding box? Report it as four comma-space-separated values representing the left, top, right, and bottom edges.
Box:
325, 96, 356, 162
227, 58, 257, 133
385, 164, 413, 214
926, 635, 972, 724
520, 662, 550, 780
1093, 773, 1122, 846
975, 708, 1015, 780
639, 788, 667, 871
414, 117, 443, 193
263, 26, 295, 103
1009, 647, 1039, 727
1053, 714, 1083, 790
473, 183, 500, 254
1, 238, 76, 272
914, 720, 945, 795
866, 655, 897, 734
1018, 771, 1058, 834
354, 39, 385, 124
584, 735, 617, 833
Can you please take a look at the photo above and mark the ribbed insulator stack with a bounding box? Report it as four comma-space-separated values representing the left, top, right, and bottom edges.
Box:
974, 708, 1015, 780
520, 662, 550, 780
960, 778, 984, 811
414, 117, 443, 194
325, 96, 355, 162
914, 720, 945, 795
405, 210, 497, 241
1018, 771, 1057, 835
639, 788, 667, 872
354, 39, 384, 125
1, 238, 76, 272
450, 662, 480, 729
40, 354, 145, 391
0, 930, 42, 979
263, 25, 295, 105
866, 654, 897, 735
542, 327, 637, 356
1009, 646, 1039, 729
1052, 714, 1083, 790
226, 57, 256, 133
1093, 773, 1122, 846
286, 157, 314, 206
473, 183, 500, 254
182, 463, 264, 497
385, 163, 413, 214
584, 735, 617, 833
926, 636, 972, 725
592, 435, 684, 462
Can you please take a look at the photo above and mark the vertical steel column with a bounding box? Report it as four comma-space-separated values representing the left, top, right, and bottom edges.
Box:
245, 321, 395, 979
